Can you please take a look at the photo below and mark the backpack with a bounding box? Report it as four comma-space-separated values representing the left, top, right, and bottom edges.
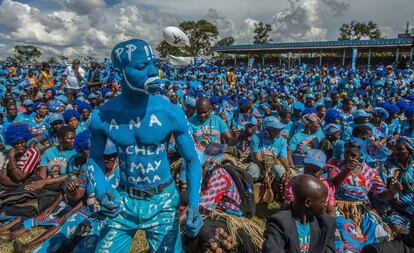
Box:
217, 164, 256, 218
0, 188, 59, 218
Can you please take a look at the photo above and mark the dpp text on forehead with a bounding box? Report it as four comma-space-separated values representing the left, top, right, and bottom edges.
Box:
111, 39, 155, 68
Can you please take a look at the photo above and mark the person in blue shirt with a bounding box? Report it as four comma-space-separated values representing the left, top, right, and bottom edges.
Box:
77, 102, 92, 132
247, 116, 289, 182
189, 97, 236, 152
25, 102, 49, 138
63, 109, 82, 134
32, 113, 65, 149
370, 107, 389, 145
384, 104, 401, 140
288, 113, 325, 167
24, 126, 77, 192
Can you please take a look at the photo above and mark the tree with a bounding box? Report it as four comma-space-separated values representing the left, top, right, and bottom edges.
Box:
216, 36, 235, 46
157, 20, 219, 56
14, 45, 41, 63
179, 19, 219, 56
47, 57, 59, 64
156, 40, 185, 58
338, 21, 383, 40
253, 22, 272, 44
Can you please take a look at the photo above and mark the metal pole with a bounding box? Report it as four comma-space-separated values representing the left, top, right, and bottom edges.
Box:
396, 48, 400, 63
342, 49, 346, 66
368, 48, 372, 71
279, 55, 282, 66
319, 50, 323, 67
409, 47, 413, 66
234, 54, 237, 65
262, 55, 265, 65
298, 51, 301, 65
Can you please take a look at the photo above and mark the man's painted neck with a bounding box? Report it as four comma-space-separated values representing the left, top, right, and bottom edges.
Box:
121, 91, 149, 105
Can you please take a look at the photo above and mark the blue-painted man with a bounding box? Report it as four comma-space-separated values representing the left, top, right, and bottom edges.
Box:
89, 39, 203, 253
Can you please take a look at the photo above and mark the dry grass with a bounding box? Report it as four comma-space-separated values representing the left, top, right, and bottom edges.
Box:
0, 203, 281, 252
0, 228, 150, 253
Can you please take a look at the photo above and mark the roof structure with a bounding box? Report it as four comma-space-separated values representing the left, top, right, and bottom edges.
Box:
211, 38, 414, 54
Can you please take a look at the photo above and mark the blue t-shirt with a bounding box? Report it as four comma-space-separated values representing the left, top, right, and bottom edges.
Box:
40, 146, 78, 177
78, 164, 120, 196
189, 114, 229, 151
296, 221, 311, 253
289, 130, 324, 166
251, 133, 287, 160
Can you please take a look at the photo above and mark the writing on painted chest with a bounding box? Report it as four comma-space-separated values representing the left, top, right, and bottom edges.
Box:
117, 143, 166, 156
108, 114, 162, 131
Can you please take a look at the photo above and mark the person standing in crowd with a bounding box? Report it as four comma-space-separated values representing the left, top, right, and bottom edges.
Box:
37, 63, 54, 90
60, 59, 85, 104
86, 61, 103, 94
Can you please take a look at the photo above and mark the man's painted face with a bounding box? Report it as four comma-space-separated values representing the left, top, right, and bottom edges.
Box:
112, 39, 160, 95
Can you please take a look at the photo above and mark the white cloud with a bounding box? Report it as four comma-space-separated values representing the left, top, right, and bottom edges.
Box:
61, 0, 106, 15
270, 0, 327, 42
0, 0, 413, 60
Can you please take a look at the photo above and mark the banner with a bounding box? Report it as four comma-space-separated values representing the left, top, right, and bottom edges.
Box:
351, 48, 358, 69
168, 55, 194, 66
248, 58, 254, 67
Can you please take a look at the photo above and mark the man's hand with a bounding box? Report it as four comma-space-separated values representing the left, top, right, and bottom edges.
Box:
24, 180, 45, 191
66, 180, 78, 192
184, 207, 204, 237
99, 191, 122, 218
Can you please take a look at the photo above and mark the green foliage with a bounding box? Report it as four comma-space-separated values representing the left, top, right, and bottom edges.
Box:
156, 19, 219, 57
156, 40, 185, 58
253, 22, 272, 44
338, 21, 383, 40
216, 36, 235, 46
179, 19, 219, 55
14, 45, 41, 63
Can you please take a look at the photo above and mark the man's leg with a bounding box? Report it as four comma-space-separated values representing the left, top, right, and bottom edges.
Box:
139, 183, 182, 253
65, 88, 74, 104
246, 163, 261, 182
96, 191, 139, 253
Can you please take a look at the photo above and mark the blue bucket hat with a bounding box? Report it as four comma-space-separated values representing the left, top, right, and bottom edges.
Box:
304, 149, 326, 169
353, 109, 371, 119
263, 116, 285, 129
49, 113, 64, 124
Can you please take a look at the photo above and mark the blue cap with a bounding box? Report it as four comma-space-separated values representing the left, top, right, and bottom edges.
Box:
23, 99, 34, 106
238, 98, 251, 107
184, 96, 196, 107
263, 116, 285, 129
49, 113, 64, 124
241, 115, 258, 126
305, 93, 315, 100
304, 149, 326, 169
291, 102, 305, 111
88, 94, 97, 100
323, 123, 341, 135
103, 139, 117, 155
373, 107, 389, 121
353, 109, 371, 119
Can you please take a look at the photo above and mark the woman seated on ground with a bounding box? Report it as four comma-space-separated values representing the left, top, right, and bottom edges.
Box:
24, 126, 77, 192
329, 141, 402, 246
378, 136, 414, 236
0, 124, 41, 189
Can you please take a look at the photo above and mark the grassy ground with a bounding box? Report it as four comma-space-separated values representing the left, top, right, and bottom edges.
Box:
0, 202, 280, 253
0, 228, 150, 253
